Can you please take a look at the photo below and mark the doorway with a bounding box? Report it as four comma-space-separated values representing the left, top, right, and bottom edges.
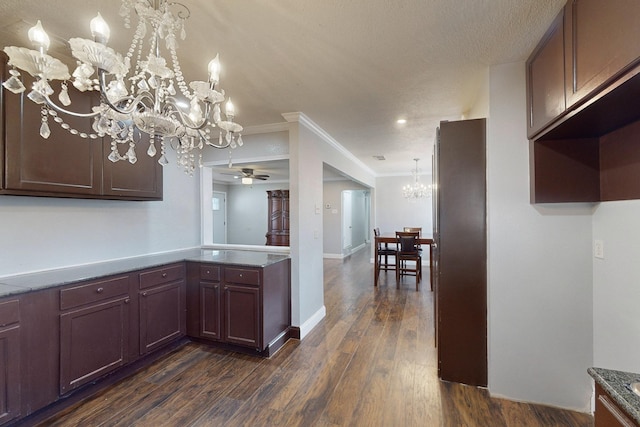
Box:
212, 191, 227, 244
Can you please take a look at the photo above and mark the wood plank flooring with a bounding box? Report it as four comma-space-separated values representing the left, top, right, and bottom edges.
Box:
39, 248, 593, 427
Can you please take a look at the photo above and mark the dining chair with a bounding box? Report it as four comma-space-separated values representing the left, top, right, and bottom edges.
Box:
374, 228, 396, 284
395, 231, 421, 291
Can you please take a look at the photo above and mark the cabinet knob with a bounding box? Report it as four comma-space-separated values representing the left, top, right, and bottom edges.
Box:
96, 287, 104, 293
142, 292, 147, 297
125, 298, 130, 304
239, 273, 243, 277
162, 272, 168, 278
206, 270, 210, 274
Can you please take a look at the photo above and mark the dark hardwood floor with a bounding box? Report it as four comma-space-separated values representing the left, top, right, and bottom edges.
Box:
39, 248, 593, 426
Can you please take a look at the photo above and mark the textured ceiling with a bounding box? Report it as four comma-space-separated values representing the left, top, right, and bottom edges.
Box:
0, 0, 566, 176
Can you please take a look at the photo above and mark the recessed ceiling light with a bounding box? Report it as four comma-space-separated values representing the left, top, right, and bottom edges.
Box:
396, 119, 407, 124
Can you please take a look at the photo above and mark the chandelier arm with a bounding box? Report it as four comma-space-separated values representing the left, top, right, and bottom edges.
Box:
41, 94, 102, 118
204, 137, 231, 149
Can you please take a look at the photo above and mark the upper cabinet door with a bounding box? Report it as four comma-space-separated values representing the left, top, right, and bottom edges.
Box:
526, 9, 566, 139
1, 53, 102, 196
565, 0, 640, 108
102, 133, 163, 201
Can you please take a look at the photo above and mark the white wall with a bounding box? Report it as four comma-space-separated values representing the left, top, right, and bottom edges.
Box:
487, 62, 594, 411
0, 149, 201, 278
286, 112, 376, 336
374, 175, 433, 237
593, 201, 640, 372
226, 182, 289, 246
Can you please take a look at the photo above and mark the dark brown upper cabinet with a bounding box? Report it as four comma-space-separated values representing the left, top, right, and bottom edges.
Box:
0, 52, 162, 201
527, 0, 640, 203
526, 9, 566, 139
565, 0, 640, 109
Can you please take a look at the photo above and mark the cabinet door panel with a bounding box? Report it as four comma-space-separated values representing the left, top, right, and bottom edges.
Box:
60, 297, 130, 394
566, 0, 640, 107
526, 10, 566, 138
200, 282, 221, 340
224, 284, 260, 349
102, 132, 163, 200
139, 281, 185, 355
1, 55, 102, 195
0, 325, 20, 425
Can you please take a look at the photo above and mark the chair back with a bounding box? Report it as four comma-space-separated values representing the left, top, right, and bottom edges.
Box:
396, 231, 419, 254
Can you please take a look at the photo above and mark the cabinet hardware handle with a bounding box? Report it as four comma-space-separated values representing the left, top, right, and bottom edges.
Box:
162, 272, 168, 278
142, 292, 147, 297
125, 298, 130, 304
206, 270, 210, 274
96, 287, 104, 293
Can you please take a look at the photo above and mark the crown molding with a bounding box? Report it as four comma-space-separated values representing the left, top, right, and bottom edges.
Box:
282, 112, 377, 176
241, 121, 290, 135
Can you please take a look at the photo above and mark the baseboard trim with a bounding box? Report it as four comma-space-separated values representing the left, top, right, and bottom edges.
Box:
298, 305, 326, 339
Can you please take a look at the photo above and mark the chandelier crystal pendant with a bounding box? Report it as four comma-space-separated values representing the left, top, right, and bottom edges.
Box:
1, 0, 243, 176
402, 158, 431, 200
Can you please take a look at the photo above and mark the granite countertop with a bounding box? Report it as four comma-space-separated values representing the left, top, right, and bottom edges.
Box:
589, 367, 640, 424
0, 248, 290, 297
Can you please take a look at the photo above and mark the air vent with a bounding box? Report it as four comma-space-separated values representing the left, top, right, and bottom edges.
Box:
373, 155, 386, 161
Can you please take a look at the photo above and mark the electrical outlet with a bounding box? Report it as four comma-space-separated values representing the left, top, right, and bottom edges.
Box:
594, 240, 604, 259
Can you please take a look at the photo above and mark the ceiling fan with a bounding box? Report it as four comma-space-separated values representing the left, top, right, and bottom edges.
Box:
222, 168, 270, 181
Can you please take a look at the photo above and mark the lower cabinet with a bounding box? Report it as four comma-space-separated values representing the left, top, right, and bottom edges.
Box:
187, 259, 291, 356
59, 275, 132, 394
4, 256, 289, 425
594, 383, 639, 427
224, 283, 260, 349
138, 263, 186, 355
200, 281, 222, 341
0, 299, 20, 426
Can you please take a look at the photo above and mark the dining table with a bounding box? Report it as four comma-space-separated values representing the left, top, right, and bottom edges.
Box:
374, 234, 435, 288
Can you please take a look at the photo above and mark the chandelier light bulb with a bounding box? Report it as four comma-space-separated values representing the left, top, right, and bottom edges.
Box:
90, 13, 111, 44
208, 54, 220, 84
225, 97, 235, 118
28, 20, 50, 52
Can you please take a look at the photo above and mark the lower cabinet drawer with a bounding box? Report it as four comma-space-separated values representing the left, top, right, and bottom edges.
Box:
60, 275, 130, 310
224, 268, 260, 286
139, 263, 185, 289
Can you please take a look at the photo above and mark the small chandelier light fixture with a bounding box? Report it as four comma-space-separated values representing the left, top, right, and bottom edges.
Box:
2, 0, 243, 176
402, 158, 431, 200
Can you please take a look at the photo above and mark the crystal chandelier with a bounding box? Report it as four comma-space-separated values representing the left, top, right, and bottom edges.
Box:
402, 158, 431, 200
1, 0, 243, 176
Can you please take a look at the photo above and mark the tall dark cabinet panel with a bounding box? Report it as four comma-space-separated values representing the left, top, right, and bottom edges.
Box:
265, 190, 290, 246
435, 118, 487, 387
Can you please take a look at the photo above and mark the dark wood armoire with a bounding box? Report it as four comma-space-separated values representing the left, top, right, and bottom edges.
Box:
265, 190, 290, 246
433, 118, 487, 387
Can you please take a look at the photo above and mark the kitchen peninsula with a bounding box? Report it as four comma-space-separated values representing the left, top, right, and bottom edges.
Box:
0, 249, 291, 426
